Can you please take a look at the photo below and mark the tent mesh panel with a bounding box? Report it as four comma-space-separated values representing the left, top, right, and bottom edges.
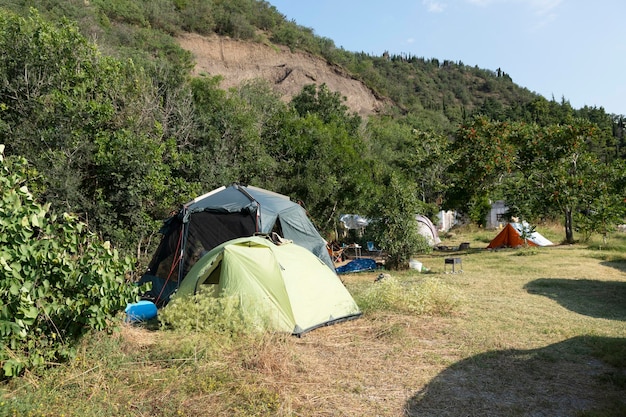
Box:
141, 211, 256, 304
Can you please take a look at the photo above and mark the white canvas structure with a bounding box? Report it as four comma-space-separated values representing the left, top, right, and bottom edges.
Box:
338, 213, 441, 247
416, 215, 441, 247
339, 214, 370, 230
437, 210, 457, 232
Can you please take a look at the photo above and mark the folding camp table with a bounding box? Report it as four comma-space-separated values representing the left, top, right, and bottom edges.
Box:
444, 257, 462, 273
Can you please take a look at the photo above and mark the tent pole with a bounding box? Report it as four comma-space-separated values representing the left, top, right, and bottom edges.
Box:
178, 209, 191, 286
235, 184, 261, 233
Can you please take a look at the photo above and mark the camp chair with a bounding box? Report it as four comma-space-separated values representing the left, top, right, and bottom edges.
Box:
327, 242, 344, 264
366, 241, 383, 256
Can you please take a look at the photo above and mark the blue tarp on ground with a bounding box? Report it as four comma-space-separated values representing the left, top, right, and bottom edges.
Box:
336, 258, 378, 274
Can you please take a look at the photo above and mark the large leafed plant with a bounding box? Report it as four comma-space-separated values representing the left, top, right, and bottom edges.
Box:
0, 145, 140, 378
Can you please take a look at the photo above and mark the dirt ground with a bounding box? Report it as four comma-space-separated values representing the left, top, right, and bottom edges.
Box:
261, 254, 626, 417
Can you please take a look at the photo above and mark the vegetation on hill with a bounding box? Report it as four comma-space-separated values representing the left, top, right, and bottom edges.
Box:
0, 0, 623, 251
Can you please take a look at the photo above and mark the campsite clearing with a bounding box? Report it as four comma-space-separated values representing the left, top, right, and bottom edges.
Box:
3, 227, 626, 416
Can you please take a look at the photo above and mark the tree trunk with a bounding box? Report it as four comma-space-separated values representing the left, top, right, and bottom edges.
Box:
565, 207, 574, 243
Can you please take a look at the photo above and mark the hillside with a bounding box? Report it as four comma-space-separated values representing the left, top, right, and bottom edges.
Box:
0, 0, 622, 254
0, 0, 544, 124
175, 31, 541, 123
177, 33, 389, 117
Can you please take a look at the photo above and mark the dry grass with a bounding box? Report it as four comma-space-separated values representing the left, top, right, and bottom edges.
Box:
2, 228, 626, 416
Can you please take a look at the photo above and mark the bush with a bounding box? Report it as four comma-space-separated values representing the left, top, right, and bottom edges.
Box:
368, 174, 432, 269
159, 287, 262, 338
354, 275, 460, 315
0, 146, 140, 378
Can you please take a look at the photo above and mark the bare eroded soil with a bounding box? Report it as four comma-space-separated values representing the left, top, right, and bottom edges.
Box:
177, 33, 389, 117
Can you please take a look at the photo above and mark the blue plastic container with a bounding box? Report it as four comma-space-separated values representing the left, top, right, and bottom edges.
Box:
125, 300, 158, 322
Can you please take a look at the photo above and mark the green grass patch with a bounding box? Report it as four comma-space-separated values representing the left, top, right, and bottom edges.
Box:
513, 247, 540, 256
351, 275, 461, 315
3, 232, 626, 417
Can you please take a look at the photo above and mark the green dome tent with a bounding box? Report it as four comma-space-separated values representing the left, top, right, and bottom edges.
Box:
139, 184, 334, 306
173, 236, 361, 336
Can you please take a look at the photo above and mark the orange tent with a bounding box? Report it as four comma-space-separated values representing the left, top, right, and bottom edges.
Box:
487, 223, 553, 249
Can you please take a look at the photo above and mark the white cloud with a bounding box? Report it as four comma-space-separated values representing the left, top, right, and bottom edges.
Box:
526, 0, 563, 29
528, 0, 563, 17
423, 0, 447, 13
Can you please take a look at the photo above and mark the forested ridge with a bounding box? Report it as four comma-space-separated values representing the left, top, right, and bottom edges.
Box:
1, 0, 625, 267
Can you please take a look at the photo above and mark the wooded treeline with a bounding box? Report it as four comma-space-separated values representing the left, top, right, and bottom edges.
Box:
1, 3, 625, 270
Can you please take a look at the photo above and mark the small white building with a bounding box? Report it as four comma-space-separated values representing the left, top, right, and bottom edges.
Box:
437, 210, 457, 232
487, 200, 508, 229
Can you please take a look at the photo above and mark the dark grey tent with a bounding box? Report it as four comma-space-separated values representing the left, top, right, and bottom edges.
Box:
139, 184, 334, 305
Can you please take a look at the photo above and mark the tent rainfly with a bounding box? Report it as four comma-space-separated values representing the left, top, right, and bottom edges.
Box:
416, 215, 441, 247
487, 222, 553, 249
139, 184, 334, 305
339, 214, 441, 247
174, 236, 362, 335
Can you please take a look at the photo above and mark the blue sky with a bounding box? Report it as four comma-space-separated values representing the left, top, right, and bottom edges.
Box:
266, 0, 625, 116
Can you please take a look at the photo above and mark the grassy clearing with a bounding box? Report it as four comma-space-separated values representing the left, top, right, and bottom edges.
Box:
2, 228, 626, 416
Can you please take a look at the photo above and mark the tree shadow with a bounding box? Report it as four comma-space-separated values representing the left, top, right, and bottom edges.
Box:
405, 336, 626, 417
601, 259, 626, 273
524, 278, 626, 320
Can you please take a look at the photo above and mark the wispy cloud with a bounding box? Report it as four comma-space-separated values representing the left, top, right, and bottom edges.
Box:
525, 0, 563, 29
423, 0, 447, 13
528, 0, 563, 16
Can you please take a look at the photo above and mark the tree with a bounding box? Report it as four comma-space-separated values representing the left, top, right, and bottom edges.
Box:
368, 174, 431, 270
264, 111, 370, 235
445, 116, 516, 223
367, 115, 451, 211
187, 76, 278, 189
254, 83, 373, 235
529, 122, 598, 243
291, 83, 361, 134
574, 160, 626, 243
0, 9, 186, 256
506, 120, 615, 243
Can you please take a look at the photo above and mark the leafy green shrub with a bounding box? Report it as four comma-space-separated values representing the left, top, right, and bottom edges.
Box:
354, 275, 460, 315
368, 174, 432, 269
0, 146, 139, 378
92, 0, 149, 27
159, 287, 256, 337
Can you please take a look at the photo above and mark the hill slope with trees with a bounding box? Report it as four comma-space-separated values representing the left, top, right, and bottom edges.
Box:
0, 0, 624, 260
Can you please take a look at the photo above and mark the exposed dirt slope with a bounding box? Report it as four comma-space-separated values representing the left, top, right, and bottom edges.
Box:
177, 33, 389, 117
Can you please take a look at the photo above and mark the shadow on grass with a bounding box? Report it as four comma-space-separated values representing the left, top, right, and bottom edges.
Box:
405, 336, 626, 417
524, 278, 626, 321
601, 259, 626, 273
